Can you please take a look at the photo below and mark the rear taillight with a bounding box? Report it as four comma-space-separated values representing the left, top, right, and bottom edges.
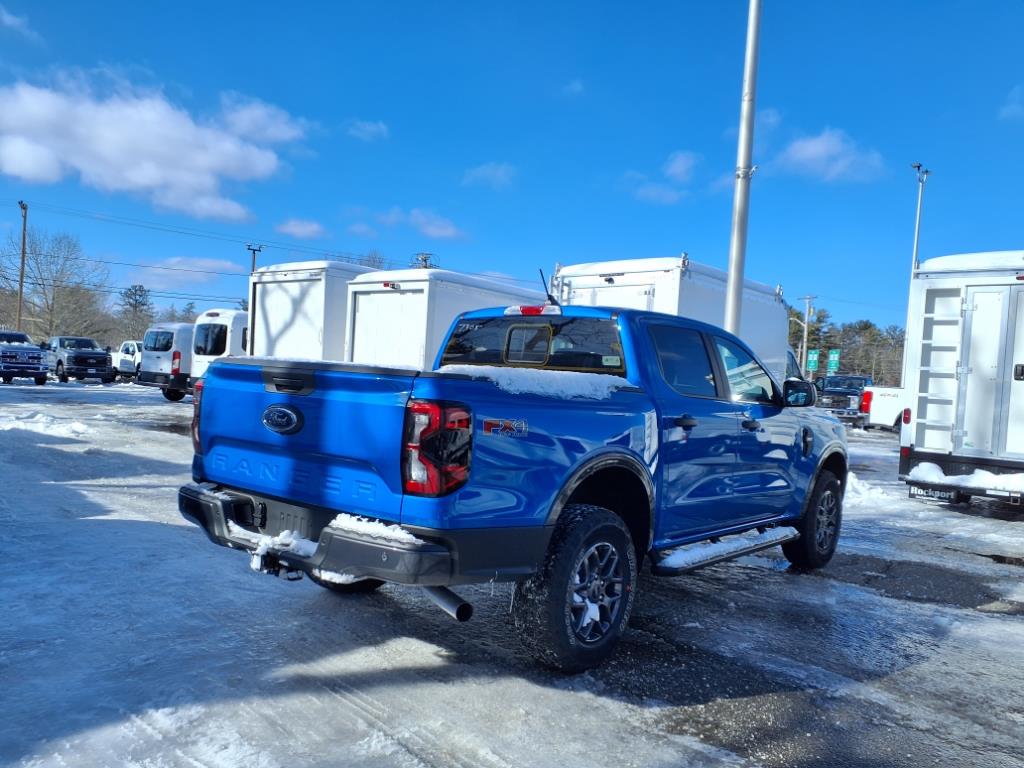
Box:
859, 390, 873, 414
191, 378, 204, 454
171, 350, 182, 375
402, 400, 472, 496
900, 446, 911, 457
902, 407, 911, 425
503, 304, 562, 316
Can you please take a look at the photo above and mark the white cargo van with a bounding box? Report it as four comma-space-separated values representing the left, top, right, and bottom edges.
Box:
138, 322, 194, 402
900, 251, 1024, 503
346, 269, 545, 369
192, 309, 248, 380
249, 260, 372, 360
552, 256, 797, 381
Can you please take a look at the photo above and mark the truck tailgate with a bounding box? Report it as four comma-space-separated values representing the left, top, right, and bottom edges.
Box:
198, 359, 418, 522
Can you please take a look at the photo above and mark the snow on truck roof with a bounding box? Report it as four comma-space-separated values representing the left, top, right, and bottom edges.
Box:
918, 250, 1024, 273
556, 256, 779, 296
254, 260, 374, 275
350, 268, 544, 300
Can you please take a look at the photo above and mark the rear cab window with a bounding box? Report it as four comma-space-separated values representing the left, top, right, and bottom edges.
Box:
144, 330, 174, 352
440, 316, 626, 375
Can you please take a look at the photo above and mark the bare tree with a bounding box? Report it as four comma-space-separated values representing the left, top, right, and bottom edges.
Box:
117, 284, 155, 339
0, 228, 111, 338
359, 249, 387, 269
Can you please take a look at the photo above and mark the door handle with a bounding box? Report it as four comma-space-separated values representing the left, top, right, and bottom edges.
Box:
1014, 364, 1024, 381
674, 415, 699, 430
741, 419, 761, 431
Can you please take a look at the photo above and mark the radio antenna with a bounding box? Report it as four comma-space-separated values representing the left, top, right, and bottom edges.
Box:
539, 268, 560, 306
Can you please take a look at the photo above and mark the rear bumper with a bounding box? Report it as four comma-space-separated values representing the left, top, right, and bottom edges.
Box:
900, 448, 1024, 504
138, 371, 190, 390
178, 483, 552, 586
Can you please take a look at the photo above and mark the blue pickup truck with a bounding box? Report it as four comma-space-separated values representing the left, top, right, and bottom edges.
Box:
180, 304, 846, 670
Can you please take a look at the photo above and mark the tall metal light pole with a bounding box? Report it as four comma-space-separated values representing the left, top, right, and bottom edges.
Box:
799, 294, 815, 377
723, 0, 763, 335
910, 163, 930, 271
16, 200, 28, 332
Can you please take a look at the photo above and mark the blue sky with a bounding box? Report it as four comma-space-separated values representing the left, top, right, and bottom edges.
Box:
0, 1, 1022, 326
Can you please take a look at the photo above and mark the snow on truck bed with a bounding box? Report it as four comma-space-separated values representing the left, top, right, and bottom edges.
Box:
439, 364, 629, 400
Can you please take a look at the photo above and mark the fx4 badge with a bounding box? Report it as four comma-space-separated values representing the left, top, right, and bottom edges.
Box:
483, 418, 528, 437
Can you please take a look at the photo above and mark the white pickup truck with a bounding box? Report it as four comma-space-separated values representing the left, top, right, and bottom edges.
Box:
111, 340, 143, 380
861, 385, 904, 431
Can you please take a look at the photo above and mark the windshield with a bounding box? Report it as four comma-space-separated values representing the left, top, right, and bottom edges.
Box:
440, 316, 626, 374
0, 331, 32, 344
821, 376, 868, 390
61, 338, 101, 350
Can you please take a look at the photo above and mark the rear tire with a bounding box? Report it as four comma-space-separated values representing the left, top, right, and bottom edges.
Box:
308, 574, 385, 594
512, 504, 637, 672
782, 470, 842, 570
34, 376, 46, 386
162, 388, 186, 402
1, 376, 11, 384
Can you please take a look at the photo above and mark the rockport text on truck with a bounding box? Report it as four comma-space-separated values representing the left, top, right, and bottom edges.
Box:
180, 304, 847, 670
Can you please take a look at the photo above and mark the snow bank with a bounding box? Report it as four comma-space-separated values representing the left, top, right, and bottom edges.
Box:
327, 512, 423, 545
908, 462, 1024, 493
439, 364, 629, 400
845, 471, 889, 503
658, 527, 797, 569
0, 412, 89, 437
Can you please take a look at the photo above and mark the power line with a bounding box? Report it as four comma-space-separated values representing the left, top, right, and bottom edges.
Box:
23, 251, 249, 278
0, 270, 243, 304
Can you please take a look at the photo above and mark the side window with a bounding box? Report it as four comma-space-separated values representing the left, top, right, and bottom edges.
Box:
648, 325, 717, 398
121, 343, 131, 355
714, 337, 776, 404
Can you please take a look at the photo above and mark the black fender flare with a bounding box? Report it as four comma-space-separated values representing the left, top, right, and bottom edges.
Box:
545, 450, 656, 550
800, 446, 848, 517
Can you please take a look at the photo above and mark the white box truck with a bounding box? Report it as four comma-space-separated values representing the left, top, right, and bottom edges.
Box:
345, 268, 545, 369
552, 255, 798, 381
899, 250, 1024, 504
249, 260, 372, 361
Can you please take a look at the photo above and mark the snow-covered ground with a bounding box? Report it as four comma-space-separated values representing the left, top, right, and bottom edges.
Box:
1, 384, 1022, 768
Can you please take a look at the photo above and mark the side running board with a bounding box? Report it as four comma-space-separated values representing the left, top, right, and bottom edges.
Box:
651, 526, 800, 577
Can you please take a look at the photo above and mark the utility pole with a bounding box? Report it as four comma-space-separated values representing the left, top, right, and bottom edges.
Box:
910, 163, 930, 272
799, 294, 816, 377
245, 244, 262, 356
16, 200, 27, 332
246, 243, 263, 274
723, 0, 763, 335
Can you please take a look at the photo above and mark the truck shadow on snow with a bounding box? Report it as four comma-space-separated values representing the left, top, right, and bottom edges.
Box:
0, 442, 991, 768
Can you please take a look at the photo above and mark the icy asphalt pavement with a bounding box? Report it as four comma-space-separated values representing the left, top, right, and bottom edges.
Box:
1, 383, 1022, 768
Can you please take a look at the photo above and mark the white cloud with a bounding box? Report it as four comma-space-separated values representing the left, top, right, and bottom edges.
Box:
346, 221, 377, 238
130, 256, 247, 290
462, 161, 516, 188
347, 119, 389, 142
275, 218, 326, 239
409, 209, 461, 239
758, 107, 782, 131
563, 79, 584, 95
0, 4, 39, 41
633, 181, 683, 205
775, 128, 883, 182
0, 77, 308, 220
376, 206, 463, 239
999, 85, 1024, 120
662, 150, 699, 184
221, 92, 308, 143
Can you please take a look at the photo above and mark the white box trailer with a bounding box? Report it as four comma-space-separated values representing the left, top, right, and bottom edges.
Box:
346, 268, 545, 369
249, 260, 372, 360
552, 256, 797, 381
900, 250, 1024, 504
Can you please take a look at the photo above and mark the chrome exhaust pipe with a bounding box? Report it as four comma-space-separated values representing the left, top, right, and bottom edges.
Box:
423, 586, 473, 622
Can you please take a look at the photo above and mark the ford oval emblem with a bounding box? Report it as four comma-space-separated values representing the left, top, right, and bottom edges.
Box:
262, 405, 303, 435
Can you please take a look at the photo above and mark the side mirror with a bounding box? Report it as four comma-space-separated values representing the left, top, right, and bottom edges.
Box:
105, 346, 112, 353
784, 379, 817, 407
40, 342, 49, 350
